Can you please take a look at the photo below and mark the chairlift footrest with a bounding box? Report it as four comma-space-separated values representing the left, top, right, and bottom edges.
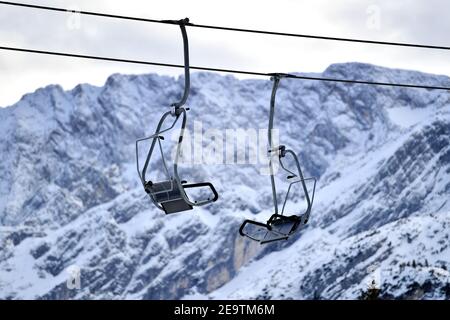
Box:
239, 214, 302, 244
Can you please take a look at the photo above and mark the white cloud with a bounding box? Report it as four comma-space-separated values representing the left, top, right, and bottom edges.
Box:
0, 0, 449, 106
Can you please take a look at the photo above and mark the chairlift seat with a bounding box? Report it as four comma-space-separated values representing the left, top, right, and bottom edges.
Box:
145, 180, 218, 215
267, 214, 302, 234
239, 214, 303, 244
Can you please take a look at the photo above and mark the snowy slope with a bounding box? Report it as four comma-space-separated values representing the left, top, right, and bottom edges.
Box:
0, 62, 449, 299
206, 212, 450, 300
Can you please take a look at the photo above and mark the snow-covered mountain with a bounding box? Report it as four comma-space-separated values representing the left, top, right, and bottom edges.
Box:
0, 62, 449, 299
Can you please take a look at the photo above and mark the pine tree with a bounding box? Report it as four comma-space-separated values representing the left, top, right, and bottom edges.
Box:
359, 280, 380, 300
313, 290, 322, 300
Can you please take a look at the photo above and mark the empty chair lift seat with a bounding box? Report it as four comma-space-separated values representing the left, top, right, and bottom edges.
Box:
145, 180, 218, 215
240, 214, 303, 244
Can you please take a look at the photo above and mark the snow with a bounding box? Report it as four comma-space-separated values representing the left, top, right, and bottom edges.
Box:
0, 62, 449, 299
387, 106, 433, 128
207, 212, 450, 299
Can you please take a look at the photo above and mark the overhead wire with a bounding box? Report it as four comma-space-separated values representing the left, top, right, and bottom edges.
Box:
1, 1, 449, 51
0, 1, 449, 91
1, 45, 449, 91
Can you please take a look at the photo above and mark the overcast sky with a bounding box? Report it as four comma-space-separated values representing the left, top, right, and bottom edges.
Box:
0, 0, 449, 107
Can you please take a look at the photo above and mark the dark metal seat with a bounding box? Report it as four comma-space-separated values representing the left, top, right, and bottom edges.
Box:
239, 214, 304, 244
145, 180, 218, 214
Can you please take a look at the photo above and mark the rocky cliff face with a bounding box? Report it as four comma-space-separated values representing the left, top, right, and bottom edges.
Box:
0, 62, 449, 299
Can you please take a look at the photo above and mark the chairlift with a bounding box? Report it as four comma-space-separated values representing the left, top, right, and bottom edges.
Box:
135, 19, 218, 214
239, 74, 316, 244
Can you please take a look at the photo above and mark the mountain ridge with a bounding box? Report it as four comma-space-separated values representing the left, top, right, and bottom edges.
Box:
0, 62, 449, 299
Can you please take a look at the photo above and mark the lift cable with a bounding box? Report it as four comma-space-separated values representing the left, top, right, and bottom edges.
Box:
0, 1, 449, 51
0, 45, 449, 91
